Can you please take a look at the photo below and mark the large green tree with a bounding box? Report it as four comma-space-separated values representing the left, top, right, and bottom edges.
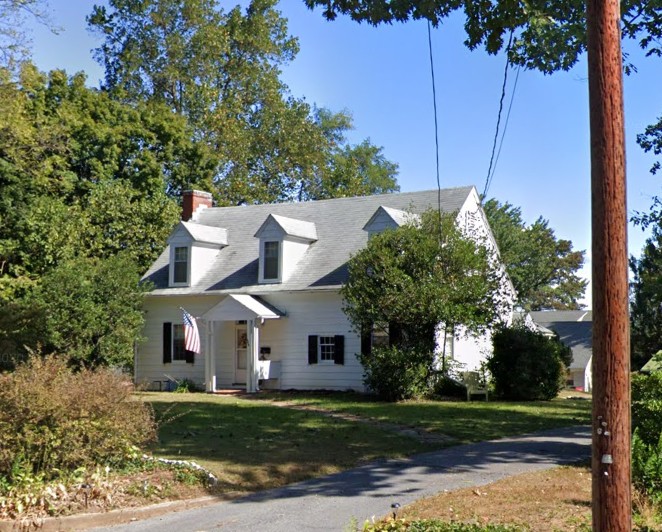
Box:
0, 64, 195, 367
0, 63, 200, 297
483, 198, 587, 310
88, 0, 399, 205
630, 225, 662, 370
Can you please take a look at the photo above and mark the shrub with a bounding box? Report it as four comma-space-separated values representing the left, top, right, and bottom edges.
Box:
358, 346, 431, 401
632, 371, 662, 446
632, 430, 662, 506
0, 355, 156, 485
430, 373, 467, 399
487, 325, 566, 401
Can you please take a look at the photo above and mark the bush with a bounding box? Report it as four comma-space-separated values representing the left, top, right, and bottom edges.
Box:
0, 355, 156, 484
430, 373, 467, 399
358, 346, 431, 402
632, 371, 662, 446
487, 325, 566, 401
632, 430, 662, 506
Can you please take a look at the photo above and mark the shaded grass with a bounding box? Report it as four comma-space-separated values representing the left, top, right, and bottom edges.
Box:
142, 393, 434, 495
250, 391, 591, 444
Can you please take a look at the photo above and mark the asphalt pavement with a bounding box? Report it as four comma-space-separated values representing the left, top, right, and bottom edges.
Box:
87, 425, 591, 532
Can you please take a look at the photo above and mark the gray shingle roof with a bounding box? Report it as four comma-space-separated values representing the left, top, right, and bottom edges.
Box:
144, 186, 475, 295
529, 311, 593, 370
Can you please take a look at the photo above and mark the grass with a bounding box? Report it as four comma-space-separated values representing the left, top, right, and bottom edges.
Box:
143, 392, 433, 495
249, 390, 592, 444
390, 463, 593, 531
139, 390, 591, 497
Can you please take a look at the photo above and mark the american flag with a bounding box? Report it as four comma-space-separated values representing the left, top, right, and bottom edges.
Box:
182, 309, 201, 354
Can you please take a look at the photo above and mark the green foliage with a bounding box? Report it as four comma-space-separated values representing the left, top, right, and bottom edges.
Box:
430, 373, 467, 399
342, 210, 510, 348
483, 199, 586, 311
362, 517, 517, 531
0, 355, 156, 485
632, 372, 662, 447
487, 325, 567, 401
27, 254, 149, 370
632, 431, 662, 507
304, 0, 662, 75
358, 346, 431, 402
343, 210, 509, 400
630, 227, 662, 370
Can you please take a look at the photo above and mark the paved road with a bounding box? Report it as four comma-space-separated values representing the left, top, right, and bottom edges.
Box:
93, 426, 590, 532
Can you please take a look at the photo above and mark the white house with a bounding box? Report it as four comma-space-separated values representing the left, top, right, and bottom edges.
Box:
136, 186, 514, 393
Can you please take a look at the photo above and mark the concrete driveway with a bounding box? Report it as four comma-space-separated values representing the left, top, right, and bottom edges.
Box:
87, 425, 591, 532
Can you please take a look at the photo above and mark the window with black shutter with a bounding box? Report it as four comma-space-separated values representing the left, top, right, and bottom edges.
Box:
308, 334, 345, 365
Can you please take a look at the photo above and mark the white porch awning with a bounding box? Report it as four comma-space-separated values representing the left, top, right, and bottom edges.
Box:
202, 294, 283, 322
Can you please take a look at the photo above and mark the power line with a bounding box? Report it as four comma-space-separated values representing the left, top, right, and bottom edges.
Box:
483, 31, 515, 199
427, 20, 442, 232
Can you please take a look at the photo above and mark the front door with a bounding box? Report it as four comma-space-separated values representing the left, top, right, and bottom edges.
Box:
234, 324, 247, 384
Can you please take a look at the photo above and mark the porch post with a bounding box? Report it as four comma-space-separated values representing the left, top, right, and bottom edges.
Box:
208, 321, 216, 392
246, 318, 260, 393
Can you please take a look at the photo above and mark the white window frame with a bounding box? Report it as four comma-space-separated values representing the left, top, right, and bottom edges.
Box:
169, 244, 191, 287
172, 323, 187, 363
259, 240, 281, 283
318, 335, 336, 364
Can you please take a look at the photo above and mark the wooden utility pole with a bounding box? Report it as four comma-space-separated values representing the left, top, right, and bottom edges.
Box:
586, 0, 631, 529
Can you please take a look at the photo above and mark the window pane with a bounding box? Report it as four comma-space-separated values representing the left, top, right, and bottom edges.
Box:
263, 241, 279, 279
174, 246, 188, 283
173, 324, 186, 360
319, 336, 335, 361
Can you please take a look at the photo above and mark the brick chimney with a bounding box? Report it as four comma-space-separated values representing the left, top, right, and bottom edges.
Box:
182, 190, 213, 221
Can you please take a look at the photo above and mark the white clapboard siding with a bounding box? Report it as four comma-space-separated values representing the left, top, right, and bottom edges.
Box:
138, 291, 365, 392
136, 297, 210, 389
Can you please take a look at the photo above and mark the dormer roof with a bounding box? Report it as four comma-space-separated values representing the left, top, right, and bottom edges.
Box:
254, 214, 318, 242
362, 205, 420, 233
169, 221, 228, 246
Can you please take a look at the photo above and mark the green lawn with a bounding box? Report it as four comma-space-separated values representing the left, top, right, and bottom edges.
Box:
249, 390, 592, 444
140, 391, 591, 495
143, 392, 433, 495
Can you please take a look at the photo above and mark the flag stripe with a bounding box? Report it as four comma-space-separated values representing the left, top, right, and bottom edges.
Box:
182, 309, 201, 354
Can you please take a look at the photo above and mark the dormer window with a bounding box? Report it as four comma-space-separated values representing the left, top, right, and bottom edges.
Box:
255, 214, 317, 284
167, 221, 228, 288
263, 241, 280, 280
173, 246, 189, 284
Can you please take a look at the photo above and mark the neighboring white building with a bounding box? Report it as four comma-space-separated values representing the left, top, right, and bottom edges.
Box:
528, 310, 593, 392
136, 186, 515, 393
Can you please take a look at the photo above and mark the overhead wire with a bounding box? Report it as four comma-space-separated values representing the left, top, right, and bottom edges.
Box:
482, 30, 516, 199
427, 20, 443, 237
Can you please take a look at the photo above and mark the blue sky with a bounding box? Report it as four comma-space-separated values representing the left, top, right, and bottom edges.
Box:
26, 1, 662, 306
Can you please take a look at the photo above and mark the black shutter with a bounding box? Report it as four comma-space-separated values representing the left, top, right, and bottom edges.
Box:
163, 322, 172, 364
185, 350, 195, 364
389, 321, 402, 347
308, 335, 318, 364
334, 335, 344, 365
361, 327, 372, 357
